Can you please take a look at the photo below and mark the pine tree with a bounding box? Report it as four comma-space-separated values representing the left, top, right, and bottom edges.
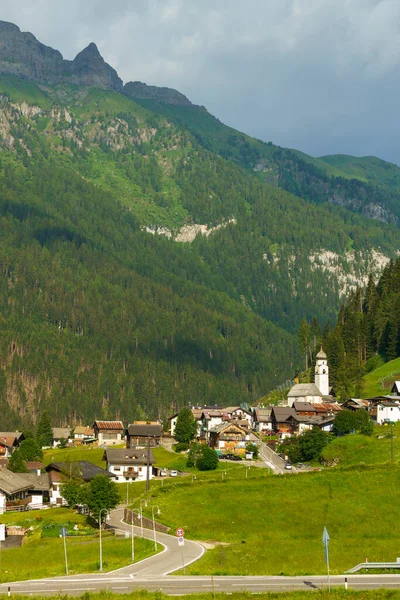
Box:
174, 407, 198, 444
36, 411, 54, 447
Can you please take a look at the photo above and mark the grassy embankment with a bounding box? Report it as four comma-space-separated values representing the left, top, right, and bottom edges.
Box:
361, 356, 400, 397
0, 508, 156, 583
321, 422, 400, 467
137, 464, 400, 577
5, 592, 400, 600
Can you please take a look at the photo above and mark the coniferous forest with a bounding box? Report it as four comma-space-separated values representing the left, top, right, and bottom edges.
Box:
299, 257, 400, 400
1, 27, 400, 427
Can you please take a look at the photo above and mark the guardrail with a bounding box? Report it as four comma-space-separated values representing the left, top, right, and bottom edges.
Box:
252, 437, 286, 473
347, 562, 400, 573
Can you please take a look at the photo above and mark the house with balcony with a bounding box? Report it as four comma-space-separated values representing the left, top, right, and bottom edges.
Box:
208, 422, 249, 451
0, 432, 25, 461
103, 448, 154, 483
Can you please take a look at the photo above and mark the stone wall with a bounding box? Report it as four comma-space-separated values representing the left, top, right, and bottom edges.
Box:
124, 507, 170, 534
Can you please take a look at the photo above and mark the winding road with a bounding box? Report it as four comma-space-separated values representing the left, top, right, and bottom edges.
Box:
0, 507, 399, 595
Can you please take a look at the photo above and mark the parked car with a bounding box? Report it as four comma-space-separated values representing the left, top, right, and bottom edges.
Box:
231, 455, 242, 461
284, 462, 293, 470
160, 470, 167, 477
169, 470, 178, 477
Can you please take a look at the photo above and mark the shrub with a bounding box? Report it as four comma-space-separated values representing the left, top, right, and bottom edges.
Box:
196, 447, 218, 471
174, 442, 190, 453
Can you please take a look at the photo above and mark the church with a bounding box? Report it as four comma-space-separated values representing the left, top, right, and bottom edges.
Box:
287, 347, 333, 407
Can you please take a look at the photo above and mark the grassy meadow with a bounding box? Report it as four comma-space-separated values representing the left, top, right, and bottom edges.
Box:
361, 357, 400, 397
321, 423, 400, 467
0, 508, 156, 583
138, 465, 400, 576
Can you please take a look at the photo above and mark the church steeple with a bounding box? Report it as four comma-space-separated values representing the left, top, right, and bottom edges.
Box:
315, 346, 329, 396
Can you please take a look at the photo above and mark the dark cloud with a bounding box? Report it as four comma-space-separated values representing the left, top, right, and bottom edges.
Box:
1, 0, 399, 162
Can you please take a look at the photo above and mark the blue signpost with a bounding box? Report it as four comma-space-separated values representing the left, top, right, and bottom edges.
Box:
322, 526, 330, 592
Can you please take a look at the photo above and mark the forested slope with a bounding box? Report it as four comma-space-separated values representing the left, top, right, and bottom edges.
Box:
0, 36, 400, 427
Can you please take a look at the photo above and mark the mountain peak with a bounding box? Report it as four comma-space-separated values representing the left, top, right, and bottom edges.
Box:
0, 21, 20, 33
73, 42, 102, 62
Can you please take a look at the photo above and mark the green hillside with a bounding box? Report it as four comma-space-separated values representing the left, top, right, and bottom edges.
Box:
321, 422, 400, 467
320, 154, 400, 191
142, 465, 400, 576
361, 357, 400, 398
1, 72, 400, 426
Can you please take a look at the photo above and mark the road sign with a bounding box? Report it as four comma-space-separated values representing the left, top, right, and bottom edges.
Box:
178, 536, 184, 547
176, 527, 185, 537
60, 527, 68, 537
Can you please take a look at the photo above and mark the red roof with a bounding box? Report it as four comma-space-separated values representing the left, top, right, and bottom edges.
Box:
93, 420, 124, 431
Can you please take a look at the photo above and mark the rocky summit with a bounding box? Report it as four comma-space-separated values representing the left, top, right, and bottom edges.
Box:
124, 81, 193, 106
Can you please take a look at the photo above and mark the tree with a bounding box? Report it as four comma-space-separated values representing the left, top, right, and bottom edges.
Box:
36, 412, 53, 447
86, 475, 120, 523
245, 443, 259, 459
61, 479, 87, 507
356, 409, 374, 436
333, 410, 358, 436
174, 408, 197, 444
16, 439, 43, 461
8, 453, 28, 473
297, 428, 330, 461
196, 446, 218, 471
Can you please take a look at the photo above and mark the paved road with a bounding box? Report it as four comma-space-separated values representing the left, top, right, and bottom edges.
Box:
2, 573, 400, 595
107, 508, 205, 576
1, 509, 400, 595
250, 434, 288, 473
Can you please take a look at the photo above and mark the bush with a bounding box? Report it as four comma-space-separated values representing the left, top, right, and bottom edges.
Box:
174, 442, 190, 453
196, 447, 218, 471
245, 443, 259, 459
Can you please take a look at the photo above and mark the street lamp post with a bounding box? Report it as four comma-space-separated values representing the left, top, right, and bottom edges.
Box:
99, 508, 109, 572
130, 508, 141, 563
139, 499, 147, 537
152, 505, 161, 551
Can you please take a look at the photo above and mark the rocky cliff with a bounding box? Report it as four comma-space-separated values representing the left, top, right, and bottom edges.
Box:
0, 21, 122, 91
124, 81, 193, 106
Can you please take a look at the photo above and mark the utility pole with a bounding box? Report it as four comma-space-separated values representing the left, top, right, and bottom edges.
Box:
146, 435, 151, 492
391, 425, 394, 463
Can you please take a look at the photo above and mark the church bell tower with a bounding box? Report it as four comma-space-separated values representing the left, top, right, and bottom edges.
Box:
315, 347, 329, 397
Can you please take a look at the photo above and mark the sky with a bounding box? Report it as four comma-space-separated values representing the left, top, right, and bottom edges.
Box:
1, 0, 400, 163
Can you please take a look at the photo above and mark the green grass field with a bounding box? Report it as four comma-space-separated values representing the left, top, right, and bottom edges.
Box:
43, 446, 105, 468
0, 508, 156, 583
361, 357, 400, 397
321, 423, 400, 467
138, 465, 400, 576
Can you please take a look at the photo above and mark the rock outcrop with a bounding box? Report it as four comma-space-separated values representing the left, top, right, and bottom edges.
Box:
124, 81, 193, 106
0, 21, 122, 91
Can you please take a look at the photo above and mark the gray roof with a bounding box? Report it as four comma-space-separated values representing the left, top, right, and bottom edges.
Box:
254, 408, 272, 422
293, 401, 318, 413
104, 448, 155, 465
0, 469, 32, 495
126, 424, 163, 437
21, 473, 50, 491
52, 428, 71, 440
316, 347, 327, 359
45, 460, 114, 481
288, 383, 322, 398
271, 406, 296, 422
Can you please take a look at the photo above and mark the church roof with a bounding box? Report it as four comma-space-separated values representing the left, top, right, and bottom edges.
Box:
287, 383, 322, 398
316, 347, 327, 359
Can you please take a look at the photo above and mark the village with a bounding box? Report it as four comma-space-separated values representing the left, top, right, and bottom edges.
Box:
0, 348, 399, 514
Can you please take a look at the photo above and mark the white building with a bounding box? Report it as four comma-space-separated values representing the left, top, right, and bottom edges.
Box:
315, 347, 330, 397
103, 448, 154, 483
376, 400, 400, 425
